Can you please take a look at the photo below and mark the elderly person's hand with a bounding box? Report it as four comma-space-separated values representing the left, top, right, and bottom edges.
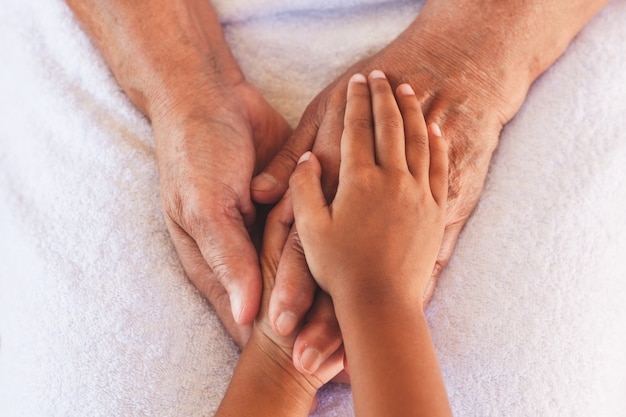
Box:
154, 77, 291, 345
252, 0, 608, 376
66, 0, 291, 346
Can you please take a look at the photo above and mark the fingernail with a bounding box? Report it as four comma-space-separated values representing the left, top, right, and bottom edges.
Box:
369, 69, 386, 79
275, 311, 298, 336
300, 347, 323, 374
350, 73, 367, 83
397, 83, 415, 96
251, 173, 279, 192
230, 293, 244, 324
430, 123, 442, 137
298, 151, 311, 164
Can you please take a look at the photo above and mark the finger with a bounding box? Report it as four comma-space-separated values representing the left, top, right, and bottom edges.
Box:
428, 122, 449, 205
293, 292, 344, 377
201, 276, 253, 348
289, 152, 330, 243
340, 73, 374, 175
251, 104, 321, 204
268, 224, 317, 337
312, 96, 345, 202
194, 210, 262, 326
260, 190, 295, 291
246, 87, 293, 172
396, 83, 429, 181
368, 70, 406, 169
268, 153, 328, 336
165, 220, 252, 347
263, 192, 316, 337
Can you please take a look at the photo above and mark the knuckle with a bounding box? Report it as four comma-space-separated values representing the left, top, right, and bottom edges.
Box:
346, 168, 377, 192
406, 131, 428, 149
163, 189, 186, 226
208, 253, 237, 281
348, 116, 372, 131
376, 113, 403, 130
163, 179, 241, 234
326, 88, 347, 111
274, 146, 303, 174
430, 165, 450, 181
289, 166, 311, 189
194, 192, 239, 235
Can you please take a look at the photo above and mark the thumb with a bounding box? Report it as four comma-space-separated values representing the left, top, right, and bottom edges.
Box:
251, 108, 320, 204
196, 214, 262, 325
289, 152, 329, 243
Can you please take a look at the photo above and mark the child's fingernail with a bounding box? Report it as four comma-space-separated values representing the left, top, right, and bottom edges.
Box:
369, 69, 386, 79
350, 73, 367, 83
298, 151, 311, 164
430, 123, 442, 137
300, 347, 323, 374
275, 311, 298, 336
397, 83, 415, 95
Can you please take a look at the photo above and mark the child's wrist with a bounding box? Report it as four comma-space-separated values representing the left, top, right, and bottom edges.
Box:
331, 281, 426, 339
331, 276, 424, 314
216, 329, 317, 417
247, 330, 319, 403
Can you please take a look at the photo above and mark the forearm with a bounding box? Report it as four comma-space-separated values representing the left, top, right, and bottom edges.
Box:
403, 0, 608, 122
65, 0, 242, 119
216, 331, 316, 417
334, 289, 451, 417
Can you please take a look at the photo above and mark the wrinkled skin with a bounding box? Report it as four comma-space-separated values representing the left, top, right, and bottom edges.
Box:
67, 0, 609, 386
252, 0, 608, 376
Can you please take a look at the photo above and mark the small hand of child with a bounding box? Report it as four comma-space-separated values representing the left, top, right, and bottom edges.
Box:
290, 70, 448, 308
216, 195, 345, 417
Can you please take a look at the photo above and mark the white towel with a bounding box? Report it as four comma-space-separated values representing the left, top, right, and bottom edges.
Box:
1, 0, 625, 416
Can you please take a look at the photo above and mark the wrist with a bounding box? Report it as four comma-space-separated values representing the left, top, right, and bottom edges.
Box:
216, 330, 316, 417
402, 0, 607, 125
248, 330, 319, 402
142, 47, 245, 124
401, 6, 530, 128
69, 0, 244, 119
332, 277, 424, 318
333, 288, 427, 356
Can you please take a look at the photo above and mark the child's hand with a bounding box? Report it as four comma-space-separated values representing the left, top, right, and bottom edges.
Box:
290, 70, 448, 308
216, 196, 344, 417
251, 193, 344, 396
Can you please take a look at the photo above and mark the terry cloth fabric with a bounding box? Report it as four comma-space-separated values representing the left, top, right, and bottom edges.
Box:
1, 0, 625, 416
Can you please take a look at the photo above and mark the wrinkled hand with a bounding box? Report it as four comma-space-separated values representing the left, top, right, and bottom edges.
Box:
251, 4, 532, 375
152, 77, 291, 347
64, 0, 292, 347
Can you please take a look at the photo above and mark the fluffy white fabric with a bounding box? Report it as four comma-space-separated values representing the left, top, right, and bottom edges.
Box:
1, 0, 625, 416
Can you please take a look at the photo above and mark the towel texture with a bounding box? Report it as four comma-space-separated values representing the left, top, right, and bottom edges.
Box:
1, 0, 625, 416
